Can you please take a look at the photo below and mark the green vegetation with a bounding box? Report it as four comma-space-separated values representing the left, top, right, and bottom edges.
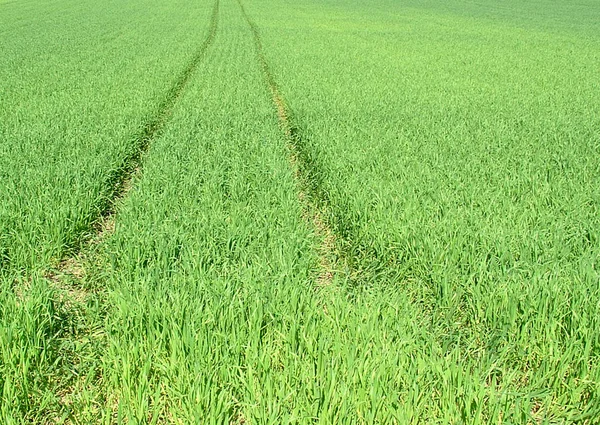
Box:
1, 0, 215, 420
249, 0, 600, 420
0, 0, 214, 274
1, 0, 599, 423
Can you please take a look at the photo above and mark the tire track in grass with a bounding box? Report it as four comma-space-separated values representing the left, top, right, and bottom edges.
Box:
237, 0, 338, 287
47, 0, 220, 285
39, 1, 220, 418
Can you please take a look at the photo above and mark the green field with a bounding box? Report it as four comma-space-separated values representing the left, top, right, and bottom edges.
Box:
1, 0, 599, 423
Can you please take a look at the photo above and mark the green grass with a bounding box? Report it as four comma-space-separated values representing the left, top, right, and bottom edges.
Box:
245, 0, 600, 421
1, 0, 599, 422
1, 0, 215, 420
0, 0, 214, 274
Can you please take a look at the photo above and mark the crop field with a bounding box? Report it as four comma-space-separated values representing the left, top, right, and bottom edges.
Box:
1, 0, 599, 423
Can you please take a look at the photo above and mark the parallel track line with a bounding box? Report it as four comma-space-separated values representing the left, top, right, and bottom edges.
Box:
49, 0, 220, 282
237, 0, 337, 286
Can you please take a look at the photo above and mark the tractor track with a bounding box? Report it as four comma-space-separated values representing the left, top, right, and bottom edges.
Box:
48, 0, 220, 285
91, 0, 220, 243
39, 1, 220, 419
237, 0, 337, 286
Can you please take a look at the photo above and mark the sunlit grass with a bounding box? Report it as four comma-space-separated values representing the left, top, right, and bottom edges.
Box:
1, 0, 599, 422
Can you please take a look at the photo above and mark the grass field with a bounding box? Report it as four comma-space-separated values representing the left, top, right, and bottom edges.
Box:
1, 0, 599, 423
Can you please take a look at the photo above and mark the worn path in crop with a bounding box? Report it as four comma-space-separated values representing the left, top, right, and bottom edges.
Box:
87, 0, 219, 243
237, 0, 338, 286
49, 0, 220, 283
42, 1, 221, 418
